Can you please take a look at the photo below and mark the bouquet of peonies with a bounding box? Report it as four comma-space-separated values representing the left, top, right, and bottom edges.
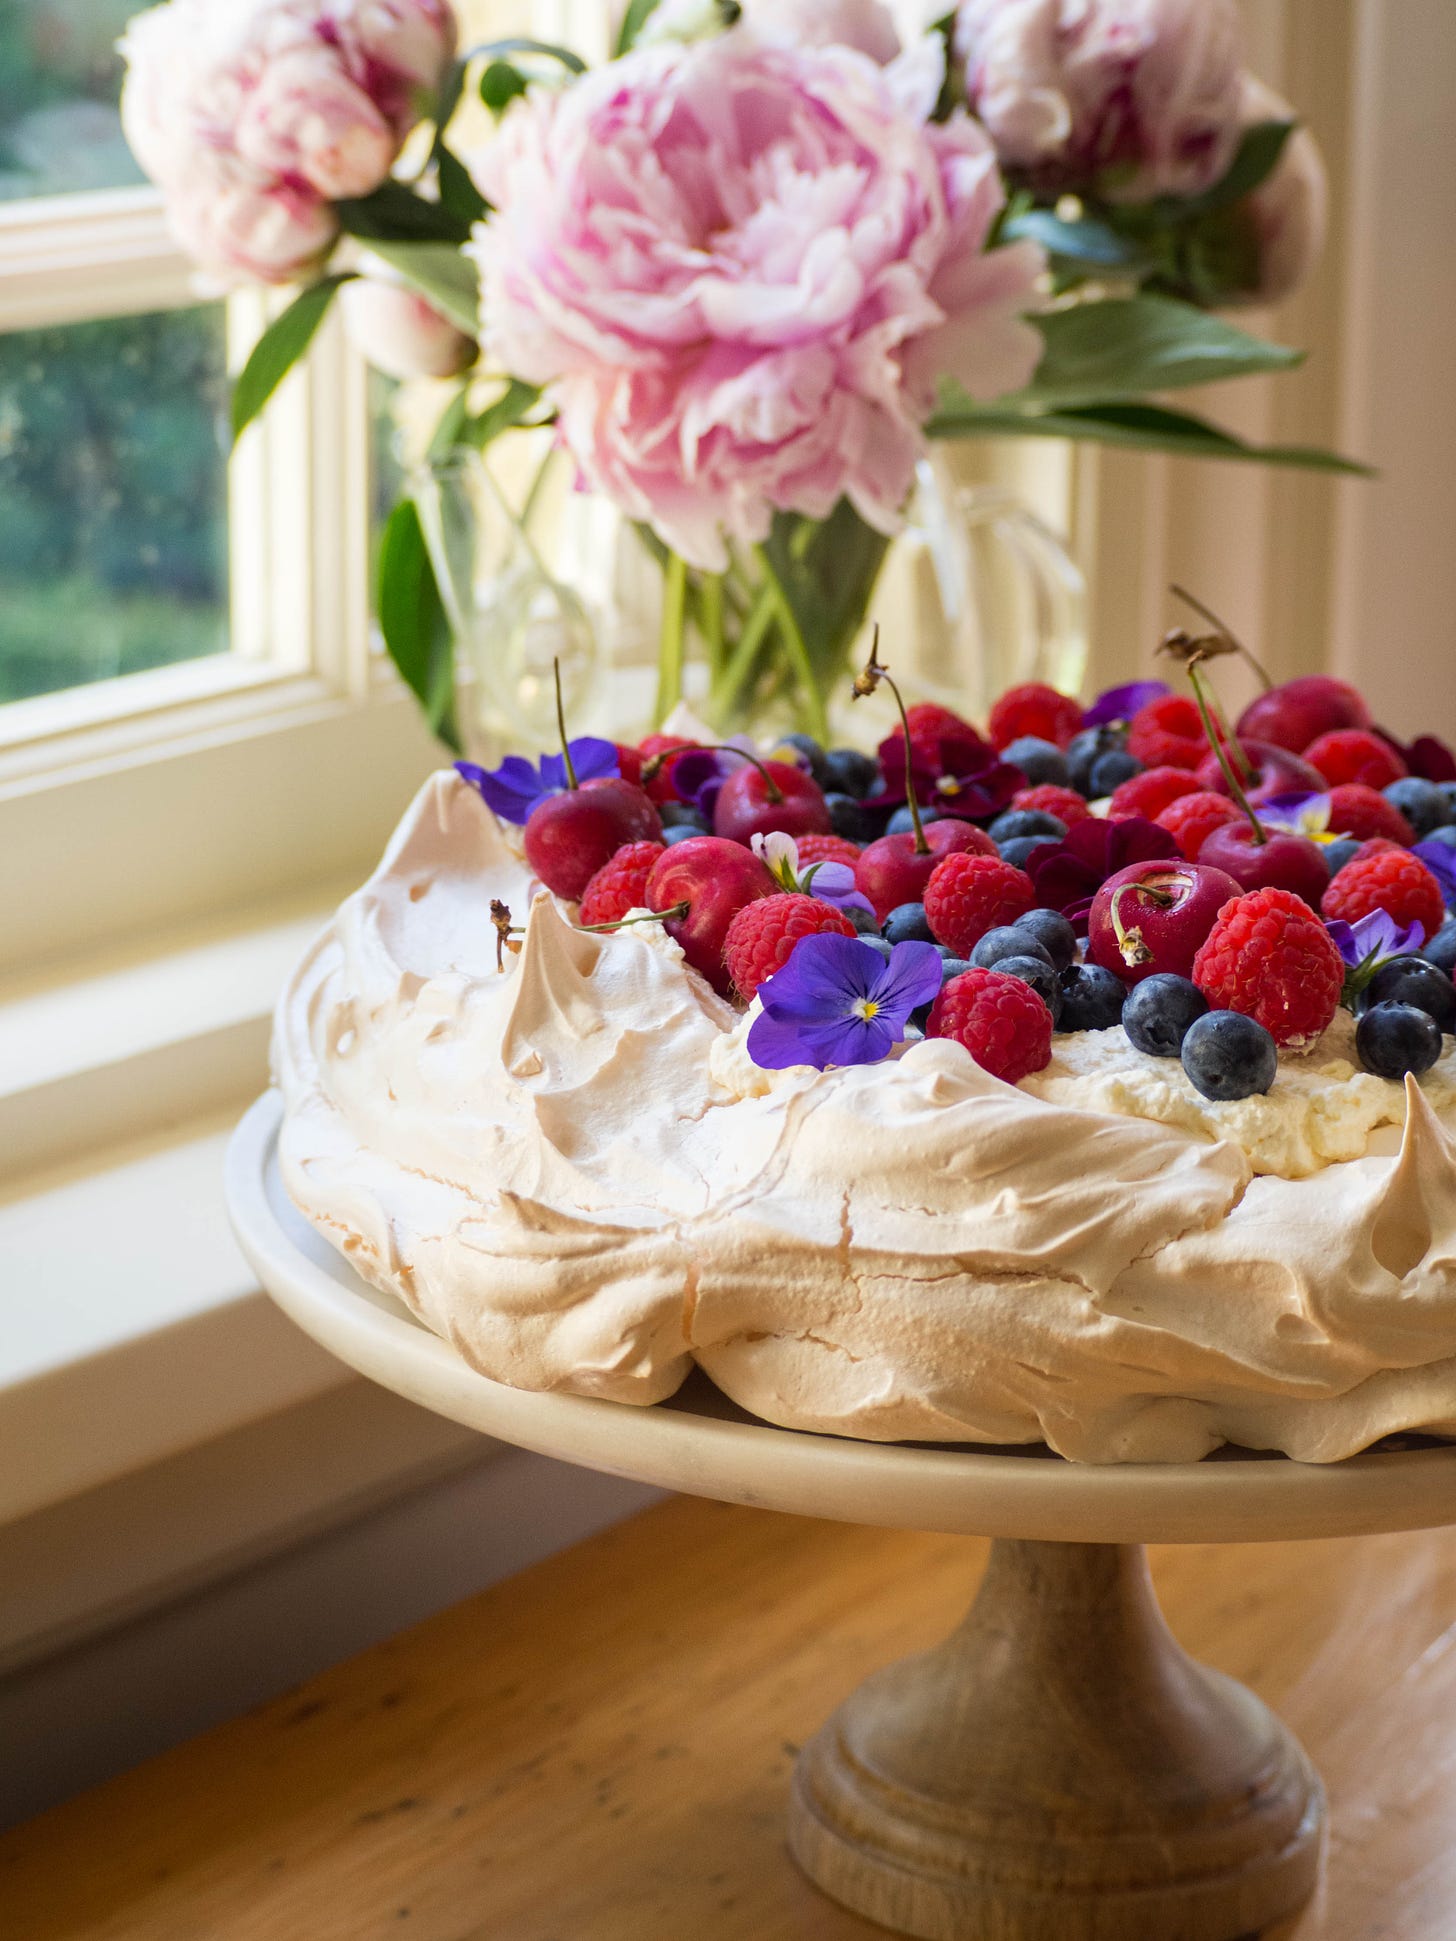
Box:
120, 0, 1359, 745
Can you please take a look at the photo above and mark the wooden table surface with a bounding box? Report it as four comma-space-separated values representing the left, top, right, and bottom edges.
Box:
4, 1495, 1456, 1941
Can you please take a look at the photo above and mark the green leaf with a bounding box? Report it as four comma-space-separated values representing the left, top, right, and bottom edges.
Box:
459, 378, 544, 450
359, 240, 479, 335
927, 395, 1374, 475
1006, 294, 1301, 410
377, 497, 460, 752
425, 384, 472, 463
468, 35, 586, 73
335, 179, 472, 245
435, 143, 488, 225
1170, 120, 1297, 220
231, 274, 353, 442
615, 0, 662, 54
1002, 209, 1153, 270
480, 59, 528, 113
432, 57, 466, 137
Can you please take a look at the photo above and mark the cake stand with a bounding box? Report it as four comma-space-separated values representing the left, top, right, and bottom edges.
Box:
227, 1094, 1456, 1941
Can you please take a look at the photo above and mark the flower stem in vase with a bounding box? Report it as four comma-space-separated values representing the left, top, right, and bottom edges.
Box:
656, 551, 689, 722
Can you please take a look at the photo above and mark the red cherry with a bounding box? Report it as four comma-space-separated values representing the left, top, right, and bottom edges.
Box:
1087, 861, 1241, 985
637, 733, 694, 804
523, 779, 663, 901
854, 819, 998, 923
1195, 739, 1326, 802
645, 836, 777, 994
1195, 821, 1330, 907
712, 759, 831, 846
1236, 675, 1372, 754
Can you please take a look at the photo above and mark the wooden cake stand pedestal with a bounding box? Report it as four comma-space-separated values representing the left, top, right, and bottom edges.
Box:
228, 1094, 1456, 1941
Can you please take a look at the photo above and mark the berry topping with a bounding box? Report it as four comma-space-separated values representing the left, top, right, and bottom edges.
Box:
645, 837, 777, 995
927, 967, 1054, 1083
1191, 886, 1345, 1046
1181, 1010, 1279, 1100
1304, 729, 1408, 792
1122, 973, 1209, 1058
1087, 860, 1240, 985
524, 778, 663, 901
1383, 777, 1451, 839
1324, 784, 1415, 846
970, 925, 1054, 972
923, 853, 1036, 958
1322, 847, 1448, 939
1195, 820, 1330, 907
883, 902, 936, 945
821, 747, 881, 799
1088, 748, 1144, 797
1156, 789, 1241, 861
637, 732, 694, 803
1356, 1004, 1443, 1081
1127, 695, 1205, 771
1057, 962, 1127, 1032
712, 755, 832, 845
853, 820, 997, 922
992, 953, 1063, 1024
1001, 737, 1071, 787
1365, 957, 1456, 1034
905, 701, 980, 745
1014, 907, 1078, 971
577, 840, 667, 927
1236, 675, 1372, 754
1012, 783, 1091, 827
1108, 766, 1202, 821
988, 808, 1068, 843
1195, 740, 1325, 802
723, 894, 857, 1003
795, 832, 863, 867
1424, 918, 1456, 977
988, 683, 1083, 752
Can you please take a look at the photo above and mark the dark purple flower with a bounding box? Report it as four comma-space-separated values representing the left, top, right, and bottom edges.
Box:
1025, 815, 1180, 934
1414, 838, 1456, 909
1327, 909, 1427, 971
664, 738, 759, 820
871, 728, 1022, 820
456, 738, 619, 824
1374, 727, 1456, 784
1082, 679, 1171, 729
747, 934, 943, 1072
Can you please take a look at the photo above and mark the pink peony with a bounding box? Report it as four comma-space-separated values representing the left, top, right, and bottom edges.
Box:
120, 0, 456, 284
742, 0, 902, 65
955, 0, 1245, 203
340, 273, 477, 378
471, 32, 1044, 571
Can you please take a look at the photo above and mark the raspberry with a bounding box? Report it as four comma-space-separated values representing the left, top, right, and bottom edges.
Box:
1321, 848, 1448, 940
1324, 783, 1415, 846
1191, 887, 1344, 1047
1012, 783, 1091, 827
928, 967, 1053, 1084
906, 701, 980, 744
1304, 729, 1407, 792
722, 894, 856, 1002
1157, 790, 1240, 861
988, 683, 1083, 751
923, 853, 1035, 956
613, 742, 644, 788
638, 732, 694, 804
1108, 766, 1202, 821
1127, 695, 1206, 771
577, 840, 666, 927
794, 832, 863, 867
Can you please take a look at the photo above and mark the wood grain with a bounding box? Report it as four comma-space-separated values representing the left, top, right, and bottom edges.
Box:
3, 1498, 1456, 1941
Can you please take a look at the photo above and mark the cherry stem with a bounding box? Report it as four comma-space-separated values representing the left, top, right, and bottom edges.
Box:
852, 625, 929, 855
553, 657, 579, 791
577, 901, 689, 934
1188, 661, 1268, 845
1170, 584, 1274, 694
639, 743, 783, 805
1108, 880, 1177, 966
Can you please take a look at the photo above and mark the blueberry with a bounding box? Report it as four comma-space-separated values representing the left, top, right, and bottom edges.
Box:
769, 732, 829, 787
883, 902, 935, 945
1422, 824, 1456, 850
1422, 918, 1456, 977
1180, 1010, 1277, 1101
859, 934, 895, 964
1067, 724, 1127, 797
659, 801, 707, 830
1123, 973, 1209, 1059
1384, 777, 1450, 838
1323, 837, 1362, 877
998, 836, 1047, 869
1000, 736, 1070, 788
846, 904, 882, 936
664, 823, 705, 845
1057, 962, 1126, 1032
1088, 749, 1144, 797
995, 953, 1063, 1024
1356, 1002, 1443, 1080
911, 956, 971, 1031
822, 747, 880, 800
826, 792, 881, 843
936, 944, 965, 965
1440, 781, 1456, 819
1014, 907, 1077, 972
887, 803, 945, 836
988, 808, 1067, 844
971, 925, 1055, 971
1366, 956, 1456, 1034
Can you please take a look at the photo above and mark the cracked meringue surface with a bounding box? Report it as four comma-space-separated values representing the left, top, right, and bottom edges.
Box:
273, 771, 1456, 1463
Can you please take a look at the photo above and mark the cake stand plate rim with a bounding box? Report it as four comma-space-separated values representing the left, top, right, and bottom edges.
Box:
226, 1091, 1456, 1547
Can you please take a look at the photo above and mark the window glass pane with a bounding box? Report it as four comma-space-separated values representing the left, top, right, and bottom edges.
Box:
0, 0, 143, 202
0, 305, 231, 705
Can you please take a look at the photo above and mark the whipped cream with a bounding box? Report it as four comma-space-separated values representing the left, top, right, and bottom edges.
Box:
274, 771, 1456, 1463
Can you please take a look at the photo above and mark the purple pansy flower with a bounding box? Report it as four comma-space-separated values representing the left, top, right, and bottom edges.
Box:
1326, 907, 1429, 1006
870, 728, 1021, 820
747, 934, 943, 1073
751, 832, 874, 918
666, 736, 761, 820
1414, 837, 1456, 909
456, 738, 619, 824
1025, 815, 1179, 934
1258, 789, 1335, 841
1082, 679, 1171, 729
